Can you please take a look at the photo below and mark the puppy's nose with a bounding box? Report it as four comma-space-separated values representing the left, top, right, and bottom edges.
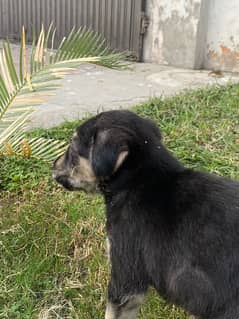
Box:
55, 175, 74, 191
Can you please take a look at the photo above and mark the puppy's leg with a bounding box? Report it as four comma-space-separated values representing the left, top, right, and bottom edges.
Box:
104, 236, 148, 319
105, 266, 147, 319
105, 294, 145, 319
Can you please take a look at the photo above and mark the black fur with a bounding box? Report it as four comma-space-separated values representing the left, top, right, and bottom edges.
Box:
54, 110, 239, 319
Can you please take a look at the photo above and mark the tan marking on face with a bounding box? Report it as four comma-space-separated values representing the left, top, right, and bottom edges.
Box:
66, 155, 98, 192
72, 132, 79, 145
113, 151, 128, 173
72, 156, 96, 183
54, 154, 65, 171
73, 132, 78, 139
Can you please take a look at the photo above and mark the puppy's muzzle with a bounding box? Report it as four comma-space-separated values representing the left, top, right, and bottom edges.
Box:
54, 174, 75, 191
53, 154, 74, 190
53, 151, 98, 193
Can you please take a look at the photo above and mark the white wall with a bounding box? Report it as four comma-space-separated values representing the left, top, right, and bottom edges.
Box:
143, 0, 203, 68
204, 0, 239, 72
144, 0, 239, 71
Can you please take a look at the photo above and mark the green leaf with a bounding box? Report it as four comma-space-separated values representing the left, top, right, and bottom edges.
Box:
3, 41, 19, 87
0, 23, 125, 161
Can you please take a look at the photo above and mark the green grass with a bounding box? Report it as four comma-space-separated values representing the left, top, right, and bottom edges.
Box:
0, 83, 239, 318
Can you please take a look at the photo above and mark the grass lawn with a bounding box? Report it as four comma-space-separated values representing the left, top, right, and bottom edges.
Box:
0, 83, 239, 318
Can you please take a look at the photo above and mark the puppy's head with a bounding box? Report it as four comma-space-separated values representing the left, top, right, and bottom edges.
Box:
53, 110, 161, 192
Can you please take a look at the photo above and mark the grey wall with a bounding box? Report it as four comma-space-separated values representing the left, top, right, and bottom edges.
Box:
144, 0, 239, 71
204, 0, 239, 72
143, 0, 203, 69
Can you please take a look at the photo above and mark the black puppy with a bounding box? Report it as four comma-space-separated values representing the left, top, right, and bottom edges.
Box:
53, 110, 239, 319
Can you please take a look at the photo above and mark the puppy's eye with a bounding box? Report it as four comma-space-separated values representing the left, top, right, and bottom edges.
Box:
71, 138, 81, 153
65, 147, 78, 167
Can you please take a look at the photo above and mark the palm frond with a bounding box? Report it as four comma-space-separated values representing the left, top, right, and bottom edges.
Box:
0, 24, 124, 161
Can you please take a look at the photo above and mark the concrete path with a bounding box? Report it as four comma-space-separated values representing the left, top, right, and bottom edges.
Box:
1, 41, 239, 129
29, 63, 239, 129
28, 63, 239, 128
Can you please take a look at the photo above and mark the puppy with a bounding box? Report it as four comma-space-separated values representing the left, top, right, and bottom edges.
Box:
53, 110, 239, 319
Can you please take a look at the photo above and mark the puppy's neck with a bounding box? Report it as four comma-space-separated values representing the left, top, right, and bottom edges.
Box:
99, 144, 184, 207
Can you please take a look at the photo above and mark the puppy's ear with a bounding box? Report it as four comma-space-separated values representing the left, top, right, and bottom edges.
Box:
91, 129, 129, 178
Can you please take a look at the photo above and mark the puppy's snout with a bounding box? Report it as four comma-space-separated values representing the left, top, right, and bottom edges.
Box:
54, 174, 74, 191
53, 153, 72, 189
